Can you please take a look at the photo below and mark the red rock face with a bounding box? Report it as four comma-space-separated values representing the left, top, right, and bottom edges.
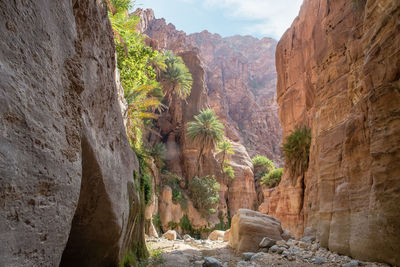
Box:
269, 0, 400, 265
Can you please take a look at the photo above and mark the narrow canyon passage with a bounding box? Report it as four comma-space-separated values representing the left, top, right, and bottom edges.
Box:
0, 0, 398, 267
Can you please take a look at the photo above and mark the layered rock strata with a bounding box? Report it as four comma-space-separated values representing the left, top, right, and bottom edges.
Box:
0, 1, 141, 266
266, 0, 400, 265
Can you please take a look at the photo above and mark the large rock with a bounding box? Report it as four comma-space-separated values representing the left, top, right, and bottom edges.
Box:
229, 209, 283, 252
0, 1, 140, 266
208, 230, 225, 241
271, 0, 400, 265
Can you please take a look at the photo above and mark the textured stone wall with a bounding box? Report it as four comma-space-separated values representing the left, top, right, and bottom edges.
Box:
0, 1, 140, 266
269, 0, 400, 264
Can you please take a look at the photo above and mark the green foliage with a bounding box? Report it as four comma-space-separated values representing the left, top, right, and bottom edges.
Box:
216, 139, 235, 179
179, 214, 193, 234
252, 155, 276, 179
261, 168, 283, 188
110, 0, 134, 13
167, 221, 178, 230
162, 50, 193, 100
108, 0, 165, 151
188, 176, 220, 215
282, 126, 311, 179
148, 247, 164, 264
213, 211, 230, 231
136, 151, 152, 205
163, 171, 187, 210
187, 109, 224, 161
150, 142, 166, 169
222, 163, 235, 179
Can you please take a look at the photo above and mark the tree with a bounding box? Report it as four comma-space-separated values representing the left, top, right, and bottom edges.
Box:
282, 125, 311, 180
188, 175, 220, 215
187, 109, 224, 174
161, 50, 193, 101
261, 168, 283, 188
216, 139, 235, 179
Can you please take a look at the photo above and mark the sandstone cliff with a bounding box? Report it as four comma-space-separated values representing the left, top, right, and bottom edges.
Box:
265, 0, 400, 265
0, 1, 142, 266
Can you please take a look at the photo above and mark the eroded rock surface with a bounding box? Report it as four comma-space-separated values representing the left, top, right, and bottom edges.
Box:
267, 0, 400, 265
0, 1, 140, 266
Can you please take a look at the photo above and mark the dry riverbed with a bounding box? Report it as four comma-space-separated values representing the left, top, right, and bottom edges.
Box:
144, 236, 390, 267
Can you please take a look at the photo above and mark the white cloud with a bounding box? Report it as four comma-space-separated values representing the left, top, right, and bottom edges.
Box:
202, 0, 303, 38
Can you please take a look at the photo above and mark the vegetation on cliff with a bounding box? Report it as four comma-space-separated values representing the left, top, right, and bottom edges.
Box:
282, 126, 311, 180
216, 139, 235, 179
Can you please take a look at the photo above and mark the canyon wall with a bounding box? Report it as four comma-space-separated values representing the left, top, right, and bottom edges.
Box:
0, 1, 141, 266
267, 0, 400, 265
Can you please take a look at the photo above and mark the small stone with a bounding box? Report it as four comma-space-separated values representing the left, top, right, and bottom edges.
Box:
276, 240, 288, 248
301, 235, 316, 243
342, 260, 360, 267
250, 253, 264, 261
259, 237, 276, 248
269, 245, 284, 254
312, 256, 326, 265
195, 260, 205, 267
237, 261, 253, 267
242, 252, 256, 261
311, 243, 320, 252
203, 257, 222, 267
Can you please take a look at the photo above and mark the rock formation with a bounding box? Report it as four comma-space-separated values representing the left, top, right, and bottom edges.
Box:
0, 1, 141, 266
265, 0, 400, 265
229, 209, 283, 252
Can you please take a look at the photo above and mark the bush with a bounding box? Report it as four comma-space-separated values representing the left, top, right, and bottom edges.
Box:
261, 168, 283, 188
150, 142, 166, 169
167, 221, 178, 230
179, 214, 193, 234
252, 155, 276, 178
222, 163, 235, 179
188, 175, 220, 215
163, 171, 187, 210
282, 126, 311, 179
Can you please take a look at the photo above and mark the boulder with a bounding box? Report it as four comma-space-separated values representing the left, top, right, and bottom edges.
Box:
163, 230, 177, 241
203, 257, 222, 267
229, 209, 283, 252
208, 230, 225, 241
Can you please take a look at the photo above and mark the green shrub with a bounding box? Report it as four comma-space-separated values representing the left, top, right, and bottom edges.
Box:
222, 162, 235, 179
163, 171, 187, 210
282, 126, 311, 179
188, 175, 220, 215
179, 214, 193, 234
252, 155, 276, 175
148, 247, 164, 264
261, 168, 283, 188
167, 221, 178, 230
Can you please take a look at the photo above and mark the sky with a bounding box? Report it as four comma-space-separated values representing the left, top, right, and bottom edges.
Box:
135, 0, 303, 40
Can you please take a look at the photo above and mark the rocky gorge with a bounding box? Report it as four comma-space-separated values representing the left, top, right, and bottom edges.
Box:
0, 0, 399, 267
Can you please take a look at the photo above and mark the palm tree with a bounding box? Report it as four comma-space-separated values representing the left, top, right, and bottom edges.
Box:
216, 139, 234, 178
162, 50, 193, 101
187, 109, 224, 175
